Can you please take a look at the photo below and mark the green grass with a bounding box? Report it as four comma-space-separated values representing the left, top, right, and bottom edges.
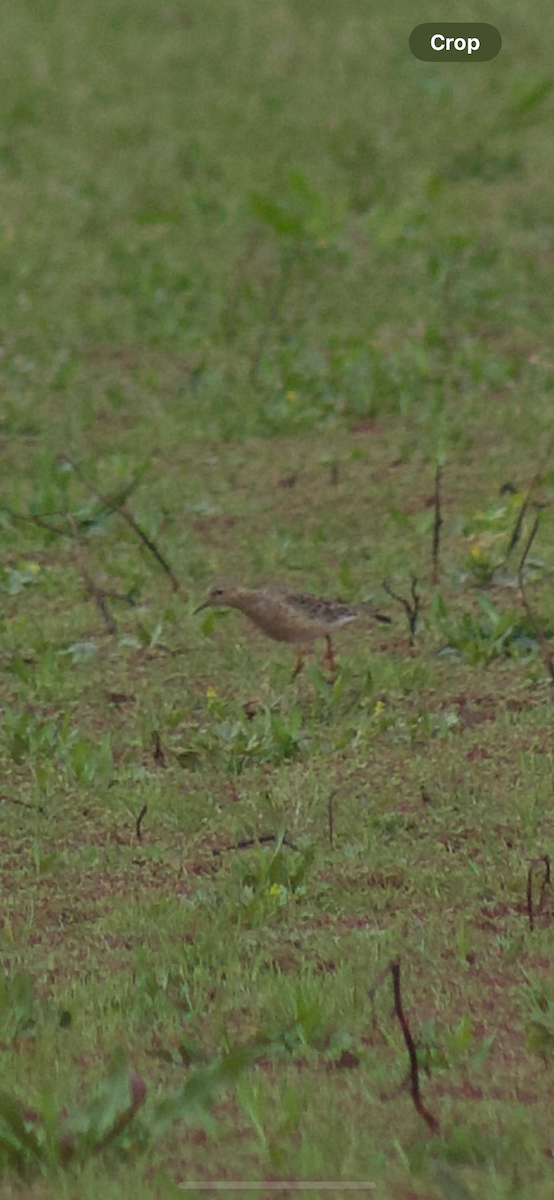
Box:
2, 0, 554, 1196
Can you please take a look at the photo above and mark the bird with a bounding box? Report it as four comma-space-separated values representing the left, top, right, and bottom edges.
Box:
194, 583, 391, 677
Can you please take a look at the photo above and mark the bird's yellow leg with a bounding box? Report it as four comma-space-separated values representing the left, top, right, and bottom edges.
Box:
323, 635, 337, 676
291, 649, 305, 679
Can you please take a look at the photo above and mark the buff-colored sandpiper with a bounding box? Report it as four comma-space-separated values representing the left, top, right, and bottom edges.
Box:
195, 583, 391, 676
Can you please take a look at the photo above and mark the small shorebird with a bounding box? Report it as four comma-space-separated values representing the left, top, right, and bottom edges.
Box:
195, 584, 391, 676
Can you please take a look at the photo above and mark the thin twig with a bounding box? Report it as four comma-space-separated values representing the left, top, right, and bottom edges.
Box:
3, 475, 142, 538
507, 497, 530, 558
390, 960, 439, 1134
0, 794, 45, 815
151, 731, 166, 767
431, 465, 443, 587
3, 508, 70, 538
506, 435, 554, 557
518, 514, 540, 578
136, 804, 148, 842
63, 458, 183, 595
70, 520, 117, 634
212, 831, 298, 856
99, 589, 139, 607
383, 576, 420, 646
92, 1073, 146, 1153
83, 475, 144, 524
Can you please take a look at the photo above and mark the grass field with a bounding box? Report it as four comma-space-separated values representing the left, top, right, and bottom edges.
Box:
2, 1, 554, 1196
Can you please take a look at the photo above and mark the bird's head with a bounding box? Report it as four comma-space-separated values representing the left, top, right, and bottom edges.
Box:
194, 583, 242, 613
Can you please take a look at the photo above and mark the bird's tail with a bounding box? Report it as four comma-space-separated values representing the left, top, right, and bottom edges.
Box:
358, 603, 392, 624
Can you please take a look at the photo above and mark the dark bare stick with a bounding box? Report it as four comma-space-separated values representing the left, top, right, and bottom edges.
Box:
506, 435, 554, 557
92, 1073, 146, 1153
212, 832, 299, 856
63, 458, 182, 595
507, 497, 530, 558
518, 514, 540, 580
0, 794, 45, 815
99, 588, 138, 607
431, 465, 443, 587
4, 508, 70, 538
136, 804, 147, 842
3, 473, 142, 539
390, 960, 439, 1134
383, 576, 420, 645
151, 731, 166, 767
70, 521, 117, 635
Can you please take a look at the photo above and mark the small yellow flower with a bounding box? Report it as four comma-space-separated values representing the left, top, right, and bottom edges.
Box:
269, 883, 284, 897
286, 390, 298, 403
206, 686, 217, 699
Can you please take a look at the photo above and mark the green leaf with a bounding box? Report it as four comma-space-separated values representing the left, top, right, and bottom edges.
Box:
388, 506, 411, 529
511, 77, 554, 115
526, 1019, 554, 1056
0, 1092, 42, 1164
249, 192, 304, 238
150, 1046, 260, 1135
62, 1054, 146, 1152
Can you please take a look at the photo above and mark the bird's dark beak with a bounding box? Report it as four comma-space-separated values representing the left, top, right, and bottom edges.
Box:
193, 602, 209, 614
